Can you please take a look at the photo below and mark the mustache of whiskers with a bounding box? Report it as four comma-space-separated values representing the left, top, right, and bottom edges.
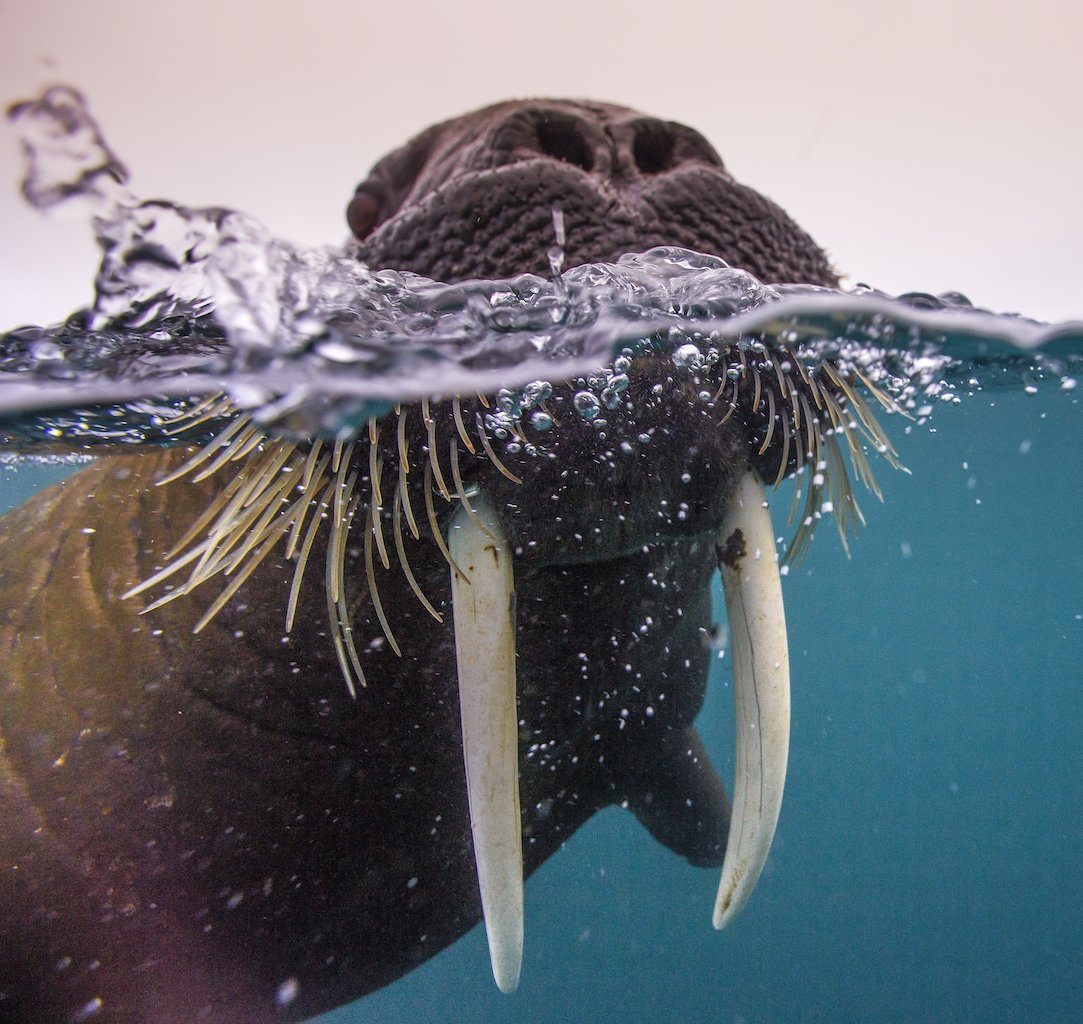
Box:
123, 345, 901, 696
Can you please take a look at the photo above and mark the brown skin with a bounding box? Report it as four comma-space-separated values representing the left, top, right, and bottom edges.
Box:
0, 100, 836, 1023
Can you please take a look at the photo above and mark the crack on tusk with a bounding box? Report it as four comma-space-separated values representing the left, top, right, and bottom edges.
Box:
713, 471, 791, 930
449, 492, 524, 993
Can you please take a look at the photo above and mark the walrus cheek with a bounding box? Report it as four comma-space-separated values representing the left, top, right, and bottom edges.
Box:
639, 167, 839, 287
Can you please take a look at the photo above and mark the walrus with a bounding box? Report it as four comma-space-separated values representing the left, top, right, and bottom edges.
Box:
0, 99, 891, 1023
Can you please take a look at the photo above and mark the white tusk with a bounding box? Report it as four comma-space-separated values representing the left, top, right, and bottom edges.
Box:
713, 471, 791, 930
449, 492, 523, 993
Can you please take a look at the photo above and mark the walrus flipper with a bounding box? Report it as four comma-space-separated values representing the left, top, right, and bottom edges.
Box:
624, 724, 730, 869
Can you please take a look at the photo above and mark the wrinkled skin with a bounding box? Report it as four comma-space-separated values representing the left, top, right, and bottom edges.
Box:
0, 100, 837, 1023
351, 99, 837, 287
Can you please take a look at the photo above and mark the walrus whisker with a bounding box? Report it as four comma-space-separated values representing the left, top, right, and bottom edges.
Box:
371, 454, 391, 571
367, 418, 384, 505
219, 464, 306, 576
716, 377, 739, 424
396, 407, 411, 473
825, 430, 864, 538
190, 421, 263, 482
392, 486, 443, 624
300, 439, 326, 493
186, 477, 280, 584
789, 347, 822, 408
450, 437, 497, 543
154, 413, 251, 485
160, 468, 250, 560
421, 397, 453, 501
822, 363, 900, 461
364, 502, 402, 657
189, 446, 296, 581
338, 491, 369, 674
799, 394, 818, 463
228, 426, 267, 463
173, 470, 304, 603
328, 460, 357, 605
772, 412, 792, 489
286, 478, 335, 633
792, 434, 807, 487
711, 366, 729, 403
788, 510, 817, 565
159, 393, 232, 436
829, 397, 882, 499
783, 380, 802, 442
830, 395, 880, 484
331, 437, 348, 474
424, 460, 469, 583
853, 368, 903, 416
841, 383, 892, 455
238, 442, 298, 508
474, 412, 523, 485
452, 396, 477, 455
325, 496, 365, 698
769, 351, 789, 399
191, 498, 309, 635
123, 536, 215, 603
797, 456, 823, 545
285, 451, 330, 560
393, 460, 419, 542
750, 365, 763, 412
757, 389, 777, 456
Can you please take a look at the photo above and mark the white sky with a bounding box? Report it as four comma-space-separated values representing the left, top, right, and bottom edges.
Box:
1, 0, 1080, 326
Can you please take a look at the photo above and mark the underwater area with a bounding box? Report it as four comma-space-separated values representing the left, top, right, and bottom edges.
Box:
1, 86, 1081, 1024
323, 383, 1083, 1024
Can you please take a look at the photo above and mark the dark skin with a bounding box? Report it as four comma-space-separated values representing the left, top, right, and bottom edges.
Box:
0, 100, 837, 1023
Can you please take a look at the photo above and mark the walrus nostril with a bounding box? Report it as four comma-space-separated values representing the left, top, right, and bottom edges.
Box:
633, 122, 676, 174
534, 116, 594, 172
347, 191, 382, 241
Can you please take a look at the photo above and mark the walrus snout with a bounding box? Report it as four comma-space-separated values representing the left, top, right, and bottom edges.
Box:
348, 98, 838, 286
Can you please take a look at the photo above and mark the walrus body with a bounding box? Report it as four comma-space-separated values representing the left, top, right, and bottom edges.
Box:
1, 101, 840, 1022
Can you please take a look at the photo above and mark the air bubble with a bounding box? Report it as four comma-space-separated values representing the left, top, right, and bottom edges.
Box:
671, 343, 703, 371
573, 391, 602, 420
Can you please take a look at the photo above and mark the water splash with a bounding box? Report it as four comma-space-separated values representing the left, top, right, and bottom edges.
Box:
2, 86, 1080, 451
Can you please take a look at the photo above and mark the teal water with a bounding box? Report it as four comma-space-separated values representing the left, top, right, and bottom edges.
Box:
297, 386, 1081, 1024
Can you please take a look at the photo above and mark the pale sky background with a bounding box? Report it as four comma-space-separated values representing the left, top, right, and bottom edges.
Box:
0, 0, 1080, 328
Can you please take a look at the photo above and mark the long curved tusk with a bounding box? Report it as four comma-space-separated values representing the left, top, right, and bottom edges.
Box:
713, 471, 791, 930
449, 492, 523, 993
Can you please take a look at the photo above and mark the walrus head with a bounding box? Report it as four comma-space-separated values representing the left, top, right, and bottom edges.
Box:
347, 98, 838, 286
132, 100, 895, 1005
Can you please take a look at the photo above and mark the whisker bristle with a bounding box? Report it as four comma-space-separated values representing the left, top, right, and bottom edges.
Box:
474, 412, 523, 485
392, 486, 444, 623
364, 503, 402, 657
